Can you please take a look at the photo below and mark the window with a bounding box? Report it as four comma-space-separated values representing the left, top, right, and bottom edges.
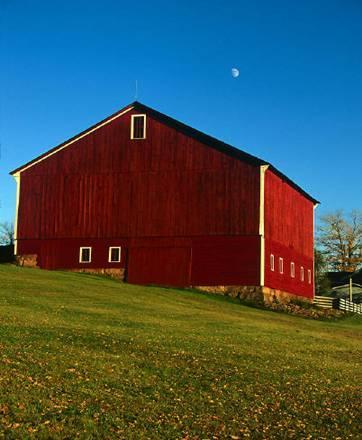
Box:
308, 269, 312, 284
300, 266, 305, 282
279, 257, 284, 274
79, 247, 92, 263
108, 246, 121, 263
290, 262, 295, 278
131, 114, 146, 139
270, 254, 275, 271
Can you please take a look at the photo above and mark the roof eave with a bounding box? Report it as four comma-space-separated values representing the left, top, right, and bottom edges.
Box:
9, 101, 136, 175
267, 165, 320, 205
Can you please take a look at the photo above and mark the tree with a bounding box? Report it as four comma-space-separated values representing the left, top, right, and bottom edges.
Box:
0, 222, 14, 245
314, 248, 331, 294
317, 210, 362, 272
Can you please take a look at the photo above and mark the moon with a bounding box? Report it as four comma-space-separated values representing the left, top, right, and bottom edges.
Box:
231, 68, 239, 78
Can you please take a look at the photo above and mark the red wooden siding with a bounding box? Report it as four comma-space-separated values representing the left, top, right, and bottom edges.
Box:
18, 110, 260, 241
264, 239, 313, 298
18, 236, 261, 287
191, 236, 260, 286
18, 238, 127, 270
264, 169, 314, 298
128, 247, 191, 286
125, 236, 261, 287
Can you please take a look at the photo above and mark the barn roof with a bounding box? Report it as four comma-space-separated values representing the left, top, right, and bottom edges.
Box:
10, 101, 319, 204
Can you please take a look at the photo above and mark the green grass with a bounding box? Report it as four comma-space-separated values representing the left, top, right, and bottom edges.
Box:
0, 264, 361, 439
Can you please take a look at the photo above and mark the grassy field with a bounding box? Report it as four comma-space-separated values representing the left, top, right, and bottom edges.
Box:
0, 264, 361, 439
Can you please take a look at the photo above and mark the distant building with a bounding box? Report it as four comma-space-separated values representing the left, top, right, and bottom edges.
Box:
327, 269, 362, 302
327, 269, 362, 287
11, 101, 318, 300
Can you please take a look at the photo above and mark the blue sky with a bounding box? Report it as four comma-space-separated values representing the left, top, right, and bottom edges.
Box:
1, 0, 361, 223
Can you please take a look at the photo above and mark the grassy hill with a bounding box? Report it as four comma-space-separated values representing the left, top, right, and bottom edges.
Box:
0, 264, 360, 439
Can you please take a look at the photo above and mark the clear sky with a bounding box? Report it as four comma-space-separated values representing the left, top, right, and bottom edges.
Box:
1, 0, 361, 224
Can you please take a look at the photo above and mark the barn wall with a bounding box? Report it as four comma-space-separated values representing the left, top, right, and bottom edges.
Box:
17, 238, 127, 270
17, 235, 261, 287
127, 246, 191, 287
190, 236, 260, 286
264, 169, 314, 298
18, 110, 260, 241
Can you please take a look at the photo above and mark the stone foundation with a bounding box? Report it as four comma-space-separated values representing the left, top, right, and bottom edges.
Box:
16, 254, 38, 268
262, 286, 312, 305
195, 285, 312, 305
69, 268, 125, 281
196, 285, 264, 304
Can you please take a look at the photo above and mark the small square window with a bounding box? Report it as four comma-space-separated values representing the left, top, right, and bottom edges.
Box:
290, 262, 295, 278
80, 247, 92, 263
109, 246, 121, 263
270, 254, 275, 271
279, 257, 284, 274
308, 269, 312, 284
300, 266, 305, 282
131, 114, 146, 139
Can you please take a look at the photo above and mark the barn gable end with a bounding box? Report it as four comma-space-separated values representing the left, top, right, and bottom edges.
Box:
11, 101, 318, 299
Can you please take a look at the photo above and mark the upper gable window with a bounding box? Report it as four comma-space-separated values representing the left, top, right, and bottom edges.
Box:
131, 114, 146, 139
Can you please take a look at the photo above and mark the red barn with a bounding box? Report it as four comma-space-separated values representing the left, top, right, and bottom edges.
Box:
11, 102, 318, 301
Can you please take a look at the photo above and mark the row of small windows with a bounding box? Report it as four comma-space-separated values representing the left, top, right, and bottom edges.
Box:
270, 254, 311, 283
79, 247, 121, 263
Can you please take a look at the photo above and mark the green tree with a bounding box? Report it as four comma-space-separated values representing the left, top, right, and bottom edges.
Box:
314, 248, 331, 295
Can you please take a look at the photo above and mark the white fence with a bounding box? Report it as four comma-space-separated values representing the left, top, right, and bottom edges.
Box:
338, 298, 362, 314
314, 296, 362, 314
314, 296, 334, 309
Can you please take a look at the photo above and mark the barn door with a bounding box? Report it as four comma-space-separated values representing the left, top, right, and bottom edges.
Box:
127, 246, 191, 287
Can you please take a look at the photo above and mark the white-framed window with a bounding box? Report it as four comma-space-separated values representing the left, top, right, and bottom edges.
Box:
290, 262, 295, 278
130, 114, 146, 139
108, 246, 121, 263
300, 266, 305, 282
279, 257, 284, 274
270, 254, 275, 271
308, 269, 312, 284
79, 247, 92, 263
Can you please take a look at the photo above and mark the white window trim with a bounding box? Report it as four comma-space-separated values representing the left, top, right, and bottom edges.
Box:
79, 247, 92, 263
108, 246, 121, 263
279, 257, 284, 274
130, 114, 146, 139
308, 269, 312, 284
290, 262, 295, 278
300, 266, 305, 282
270, 254, 275, 271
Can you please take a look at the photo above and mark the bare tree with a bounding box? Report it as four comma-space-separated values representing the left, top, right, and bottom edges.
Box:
0, 222, 14, 245
317, 210, 362, 272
